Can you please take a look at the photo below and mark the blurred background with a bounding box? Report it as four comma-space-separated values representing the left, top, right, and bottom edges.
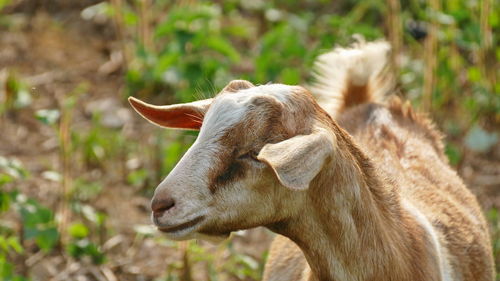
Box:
0, 0, 498, 280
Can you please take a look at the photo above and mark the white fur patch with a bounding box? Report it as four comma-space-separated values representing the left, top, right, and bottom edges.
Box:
198, 97, 247, 141
309, 40, 393, 117
402, 199, 454, 281
198, 84, 293, 141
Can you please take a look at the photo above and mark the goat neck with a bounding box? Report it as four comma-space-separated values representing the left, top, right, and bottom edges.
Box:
268, 122, 439, 281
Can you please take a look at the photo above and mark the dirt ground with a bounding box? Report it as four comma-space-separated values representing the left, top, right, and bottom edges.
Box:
1, 7, 499, 281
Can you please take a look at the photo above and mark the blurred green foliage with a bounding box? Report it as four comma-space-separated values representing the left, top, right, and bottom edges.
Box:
18, 196, 59, 252
0, 71, 31, 116
0, 158, 35, 281
121, 0, 389, 101
129, 4, 240, 102
66, 222, 106, 264
0, 0, 498, 280
114, 0, 498, 114
97, 0, 498, 179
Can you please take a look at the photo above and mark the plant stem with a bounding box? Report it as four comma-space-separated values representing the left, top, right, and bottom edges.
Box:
57, 95, 72, 244
180, 241, 192, 281
387, 0, 402, 71
110, 0, 130, 71
479, 0, 496, 93
422, 0, 440, 112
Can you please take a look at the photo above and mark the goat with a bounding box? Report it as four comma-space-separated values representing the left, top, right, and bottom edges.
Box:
128, 41, 495, 281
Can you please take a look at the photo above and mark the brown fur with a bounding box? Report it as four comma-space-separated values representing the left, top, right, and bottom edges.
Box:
341, 82, 369, 111
261, 87, 494, 280
262, 90, 436, 281
130, 75, 494, 280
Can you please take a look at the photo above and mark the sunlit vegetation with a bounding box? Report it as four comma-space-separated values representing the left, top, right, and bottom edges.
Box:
0, 0, 498, 280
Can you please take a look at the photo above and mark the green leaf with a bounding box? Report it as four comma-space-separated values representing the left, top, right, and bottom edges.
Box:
487, 208, 498, 223
280, 68, 301, 84
0, 259, 14, 280
7, 237, 23, 254
35, 228, 59, 252
445, 143, 462, 166
5, 72, 32, 109
80, 204, 107, 226
127, 169, 148, 187
489, 11, 499, 28
467, 67, 481, 82
0, 0, 12, 11
18, 198, 59, 252
205, 37, 241, 62
0, 191, 11, 213
35, 109, 60, 125
81, 2, 114, 20
0, 157, 29, 180
0, 173, 13, 186
81, 205, 99, 224
236, 254, 259, 270
69, 223, 89, 239
14, 89, 31, 108
0, 236, 8, 252
67, 239, 106, 264
72, 179, 103, 201
123, 9, 138, 26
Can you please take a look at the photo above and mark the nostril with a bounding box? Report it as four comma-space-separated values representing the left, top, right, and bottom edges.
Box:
151, 197, 175, 217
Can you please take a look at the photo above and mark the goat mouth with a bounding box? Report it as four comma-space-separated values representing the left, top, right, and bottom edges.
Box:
158, 216, 205, 233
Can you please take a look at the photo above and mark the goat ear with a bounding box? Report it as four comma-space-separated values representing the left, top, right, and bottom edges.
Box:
257, 132, 333, 190
128, 97, 212, 130
222, 80, 255, 93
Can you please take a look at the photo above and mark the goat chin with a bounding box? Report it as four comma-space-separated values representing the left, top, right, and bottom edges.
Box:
195, 232, 231, 244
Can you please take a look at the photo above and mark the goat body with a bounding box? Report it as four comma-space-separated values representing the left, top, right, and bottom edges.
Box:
263, 41, 494, 281
129, 41, 494, 281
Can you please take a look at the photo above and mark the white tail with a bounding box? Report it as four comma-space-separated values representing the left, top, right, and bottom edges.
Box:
310, 40, 395, 117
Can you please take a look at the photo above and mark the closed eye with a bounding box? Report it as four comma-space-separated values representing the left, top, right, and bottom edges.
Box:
237, 150, 259, 161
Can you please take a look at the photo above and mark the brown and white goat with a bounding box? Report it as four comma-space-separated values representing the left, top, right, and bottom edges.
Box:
129, 41, 494, 281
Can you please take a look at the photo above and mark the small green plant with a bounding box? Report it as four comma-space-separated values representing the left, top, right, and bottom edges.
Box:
72, 112, 127, 169
0, 157, 50, 281
158, 132, 196, 178
71, 203, 108, 249
159, 239, 266, 281
0, 178, 26, 281
126, 3, 240, 102
0, 234, 25, 281
127, 168, 148, 187
0, 157, 28, 184
222, 251, 262, 280
66, 222, 106, 265
16, 195, 59, 253
71, 179, 103, 202
0, 70, 31, 116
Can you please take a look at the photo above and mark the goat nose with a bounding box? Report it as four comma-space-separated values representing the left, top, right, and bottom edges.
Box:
151, 196, 175, 218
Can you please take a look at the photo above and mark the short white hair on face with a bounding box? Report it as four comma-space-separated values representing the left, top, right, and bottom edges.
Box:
199, 84, 294, 141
